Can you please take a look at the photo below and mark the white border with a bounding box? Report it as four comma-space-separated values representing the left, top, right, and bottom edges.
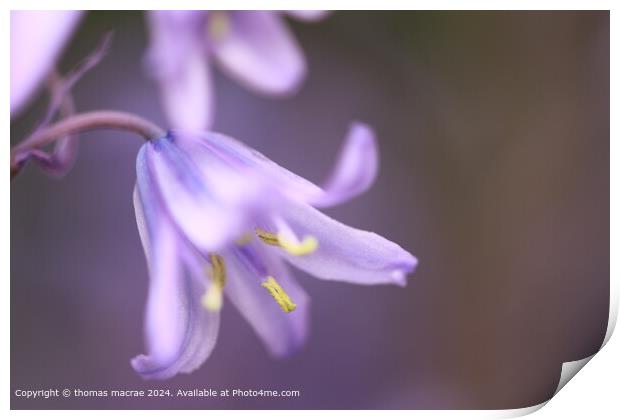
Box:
2, 0, 618, 11
4, 2, 616, 418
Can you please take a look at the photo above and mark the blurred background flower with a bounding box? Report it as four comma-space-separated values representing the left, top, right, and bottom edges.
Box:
10, 11, 609, 409
146, 11, 328, 130
10, 10, 82, 117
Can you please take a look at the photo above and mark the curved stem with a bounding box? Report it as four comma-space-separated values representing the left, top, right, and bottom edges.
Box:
13, 110, 165, 153
11, 110, 166, 178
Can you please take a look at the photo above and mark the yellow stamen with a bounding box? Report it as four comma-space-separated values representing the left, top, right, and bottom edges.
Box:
255, 228, 318, 256
261, 276, 297, 313
277, 234, 318, 256
202, 286, 223, 312
201, 254, 226, 312
210, 254, 226, 288
207, 12, 230, 41
255, 228, 280, 246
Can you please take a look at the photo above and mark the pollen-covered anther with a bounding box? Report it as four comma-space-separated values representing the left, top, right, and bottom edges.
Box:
261, 276, 297, 313
201, 254, 227, 312
255, 228, 318, 256
277, 234, 318, 256
201, 286, 223, 312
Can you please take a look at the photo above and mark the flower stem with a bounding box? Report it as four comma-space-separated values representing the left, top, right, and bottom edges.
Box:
11, 110, 166, 179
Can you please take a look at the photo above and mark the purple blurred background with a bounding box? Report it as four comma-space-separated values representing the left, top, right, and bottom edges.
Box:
11, 11, 609, 409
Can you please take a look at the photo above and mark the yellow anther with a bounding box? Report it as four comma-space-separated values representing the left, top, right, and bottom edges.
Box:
201, 254, 226, 312
202, 286, 223, 312
261, 276, 297, 313
210, 254, 226, 289
255, 228, 280, 246
207, 11, 230, 41
277, 234, 318, 256
255, 228, 318, 256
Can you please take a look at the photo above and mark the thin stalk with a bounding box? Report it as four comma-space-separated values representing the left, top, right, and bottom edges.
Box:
11, 110, 166, 178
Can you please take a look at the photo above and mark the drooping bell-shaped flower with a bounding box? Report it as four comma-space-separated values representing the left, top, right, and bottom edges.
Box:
145, 11, 329, 131
132, 123, 417, 379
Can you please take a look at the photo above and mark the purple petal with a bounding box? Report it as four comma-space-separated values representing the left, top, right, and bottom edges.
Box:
173, 247, 221, 375
146, 11, 213, 130
131, 254, 220, 380
272, 201, 417, 286
131, 169, 220, 380
285, 11, 331, 22
198, 123, 378, 208
310, 122, 378, 207
131, 179, 187, 378
144, 135, 268, 253
192, 131, 320, 199
223, 241, 309, 357
212, 11, 305, 95
10, 11, 81, 116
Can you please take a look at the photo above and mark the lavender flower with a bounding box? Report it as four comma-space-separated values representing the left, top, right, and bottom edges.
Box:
146, 11, 328, 131
10, 11, 82, 116
131, 123, 417, 379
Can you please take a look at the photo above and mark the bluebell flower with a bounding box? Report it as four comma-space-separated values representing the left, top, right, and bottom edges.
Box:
146, 11, 329, 131
131, 123, 417, 379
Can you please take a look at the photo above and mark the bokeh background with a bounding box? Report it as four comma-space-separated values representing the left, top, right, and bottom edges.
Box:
10, 11, 609, 409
